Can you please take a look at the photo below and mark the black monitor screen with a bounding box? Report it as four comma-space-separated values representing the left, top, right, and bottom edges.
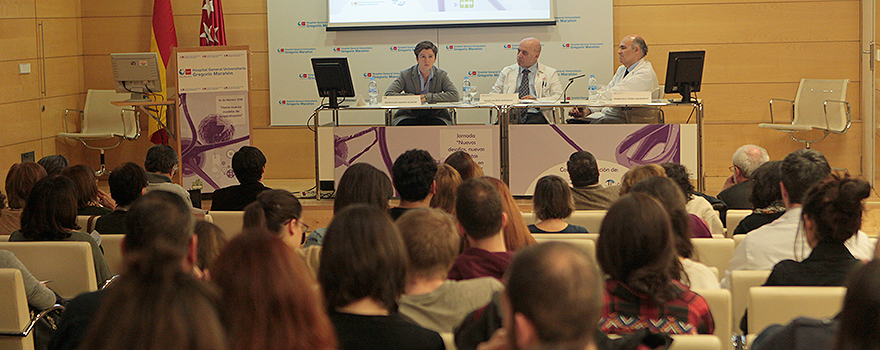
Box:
664, 51, 705, 103
311, 57, 355, 108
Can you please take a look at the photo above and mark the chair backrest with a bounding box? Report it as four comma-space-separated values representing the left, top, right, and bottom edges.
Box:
732, 234, 745, 248
532, 236, 596, 261
0, 242, 97, 299
0, 236, 8, 242
82, 89, 137, 138
531, 233, 599, 242
692, 288, 732, 350
207, 211, 245, 241
75, 215, 100, 234
792, 79, 849, 132
0, 268, 33, 350
747, 286, 846, 334
724, 210, 751, 237
668, 335, 722, 350
690, 238, 734, 281
730, 270, 771, 334
521, 212, 536, 225
567, 210, 607, 232
101, 234, 125, 276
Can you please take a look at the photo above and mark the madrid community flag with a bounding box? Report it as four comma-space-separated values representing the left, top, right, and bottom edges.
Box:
200, 0, 226, 46
149, 0, 178, 145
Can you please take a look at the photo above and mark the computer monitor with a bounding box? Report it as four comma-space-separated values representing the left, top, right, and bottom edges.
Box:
664, 50, 705, 103
311, 57, 355, 109
111, 53, 162, 101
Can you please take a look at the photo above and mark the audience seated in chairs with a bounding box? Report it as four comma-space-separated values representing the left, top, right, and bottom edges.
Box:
428, 164, 461, 215
144, 144, 193, 207
662, 163, 724, 237
597, 193, 715, 335
444, 151, 483, 181
37, 155, 68, 177
210, 146, 271, 211
630, 176, 719, 289
9, 175, 112, 287
396, 208, 502, 333
390, 149, 438, 220
618, 163, 665, 195
49, 191, 206, 350
303, 163, 393, 248
448, 178, 513, 281
1, 162, 47, 235
193, 221, 226, 274
242, 189, 320, 278
528, 175, 588, 233
61, 164, 115, 216
94, 162, 147, 235
0, 249, 56, 310
717, 145, 769, 210
318, 204, 445, 350
567, 151, 620, 210
732, 161, 785, 235
484, 177, 536, 252
212, 231, 336, 350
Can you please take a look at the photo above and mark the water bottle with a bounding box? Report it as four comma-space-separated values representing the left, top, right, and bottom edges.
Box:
588, 74, 598, 102
368, 77, 378, 105
461, 76, 471, 104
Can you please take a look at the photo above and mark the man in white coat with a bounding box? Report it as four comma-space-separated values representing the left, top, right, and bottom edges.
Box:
570, 34, 660, 124
491, 37, 563, 124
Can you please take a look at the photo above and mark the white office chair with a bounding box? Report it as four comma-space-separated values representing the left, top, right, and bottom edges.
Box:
59, 90, 140, 175
725, 209, 752, 237
758, 79, 851, 149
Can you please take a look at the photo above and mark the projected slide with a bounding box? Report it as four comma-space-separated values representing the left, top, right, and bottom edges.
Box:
328, 0, 552, 28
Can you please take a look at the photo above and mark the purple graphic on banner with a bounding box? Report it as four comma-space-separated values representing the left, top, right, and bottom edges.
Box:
615, 124, 680, 167
180, 93, 250, 190
334, 127, 394, 174
549, 125, 583, 152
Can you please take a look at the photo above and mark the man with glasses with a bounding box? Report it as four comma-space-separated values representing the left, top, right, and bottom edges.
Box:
718, 145, 769, 209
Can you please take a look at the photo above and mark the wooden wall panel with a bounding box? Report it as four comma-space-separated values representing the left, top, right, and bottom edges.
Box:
0, 19, 38, 61
81, 0, 149, 18
224, 15, 268, 52
0, 140, 44, 186
44, 56, 84, 97
0, 100, 43, 146
81, 17, 151, 54
0, 59, 42, 104
35, 0, 81, 18
615, 2, 858, 44
41, 93, 85, 136
250, 90, 270, 127
251, 52, 269, 91
172, 15, 201, 48
251, 127, 315, 179
82, 54, 112, 89
615, 0, 852, 7
41, 18, 83, 58
0, 0, 36, 19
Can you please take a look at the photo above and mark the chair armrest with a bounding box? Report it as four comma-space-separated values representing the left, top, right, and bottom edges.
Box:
823, 100, 851, 133
768, 98, 794, 124
63, 109, 84, 134
0, 304, 65, 337
120, 108, 140, 140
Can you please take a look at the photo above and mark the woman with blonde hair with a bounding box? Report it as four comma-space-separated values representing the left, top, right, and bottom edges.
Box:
429, 164, 461, 214
483, 177, 536, 251
618, 163, 665, 195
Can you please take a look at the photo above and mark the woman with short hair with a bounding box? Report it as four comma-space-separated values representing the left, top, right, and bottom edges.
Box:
528, 175, 587, 233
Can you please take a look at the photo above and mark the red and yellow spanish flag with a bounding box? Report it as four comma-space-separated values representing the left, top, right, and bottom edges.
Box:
149, 0, 178, 145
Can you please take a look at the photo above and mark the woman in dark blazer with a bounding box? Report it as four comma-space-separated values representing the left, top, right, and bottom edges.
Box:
385, 40, 459, 125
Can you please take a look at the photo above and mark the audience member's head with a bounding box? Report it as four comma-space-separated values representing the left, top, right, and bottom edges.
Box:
194, 221, 226, 272
145, 144, 179, 175
392, 149, 437, 203
834, 259, 880, 350
122, 190, 195, 274
109, 162, 148, 207
429, 164, 461, 214
597, 193, 679, 304
661, 163, 694, 201
334, 163, 393, 213
397, 208, 460, 280
5, 162, 47, 209
801, 174, 870, 248
444, 151, 484, 181
61, 164, 102, 210
213, 231, 336, 350
781, 149, 830, 206
748, 161, 783, 209
630, 176, 694, 260
533, 175, 574, 221
456, 178, 505, 241
37, 155, 68, 177
618, 163, 665, 195
319, 204, 407, 312
232, 146, 266, 184
243, 189, 306, 248
504, 242, 603, 350
732, 145, 769, 180
20, 175, 79, 240
567, 151, 600, 187
485, 177, 535, 251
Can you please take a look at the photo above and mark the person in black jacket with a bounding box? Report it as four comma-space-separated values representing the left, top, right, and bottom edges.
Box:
210, 146, 271, 211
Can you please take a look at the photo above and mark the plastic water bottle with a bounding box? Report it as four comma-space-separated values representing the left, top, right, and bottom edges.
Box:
588, 74, 598, 102
461, 76, 471, 104
368, 77, 378, 105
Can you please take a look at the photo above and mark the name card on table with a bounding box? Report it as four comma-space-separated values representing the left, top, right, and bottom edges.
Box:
480, 94, 518, 105
382, 95, 422, 106
611, 91, 652, 104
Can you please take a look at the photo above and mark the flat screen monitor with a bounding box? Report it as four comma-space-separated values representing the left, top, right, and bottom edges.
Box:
327, 0, 555, 31
111, 52, 162, 101
311, 57, 355, 109
664, 50, 705, 103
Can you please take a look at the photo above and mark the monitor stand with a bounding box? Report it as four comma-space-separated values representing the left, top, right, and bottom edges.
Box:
678, 84, 693, 103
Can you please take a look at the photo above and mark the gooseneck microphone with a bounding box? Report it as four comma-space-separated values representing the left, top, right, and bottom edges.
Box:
560, 74, 587, 104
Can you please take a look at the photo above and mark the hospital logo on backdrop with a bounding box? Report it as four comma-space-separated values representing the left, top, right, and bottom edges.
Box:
445, 44, 486, 52
561, 43, 602, 50
557, 69, 584, 78
501, 44, 516, 50
178, 69, 192, 76
467, 70, 500, 78
276, 47, 315, 54
296, 21, 327, 28
298, 73, 315, 80
278, 99, 319, 106
362, 72, 397, 79
333, 46, 373, 53
555, 16, 581, 23
389, 45, 415, 52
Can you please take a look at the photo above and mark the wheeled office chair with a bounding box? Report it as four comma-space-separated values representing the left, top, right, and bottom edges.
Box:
59, 90, 140, 175
758, 79, 851, 149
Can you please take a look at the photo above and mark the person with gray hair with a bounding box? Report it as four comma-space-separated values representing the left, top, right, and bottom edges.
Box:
718, 144, 769, 209
144, 144, 192, 207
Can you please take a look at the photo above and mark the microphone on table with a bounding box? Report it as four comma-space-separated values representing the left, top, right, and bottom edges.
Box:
560, 74, 586, 104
